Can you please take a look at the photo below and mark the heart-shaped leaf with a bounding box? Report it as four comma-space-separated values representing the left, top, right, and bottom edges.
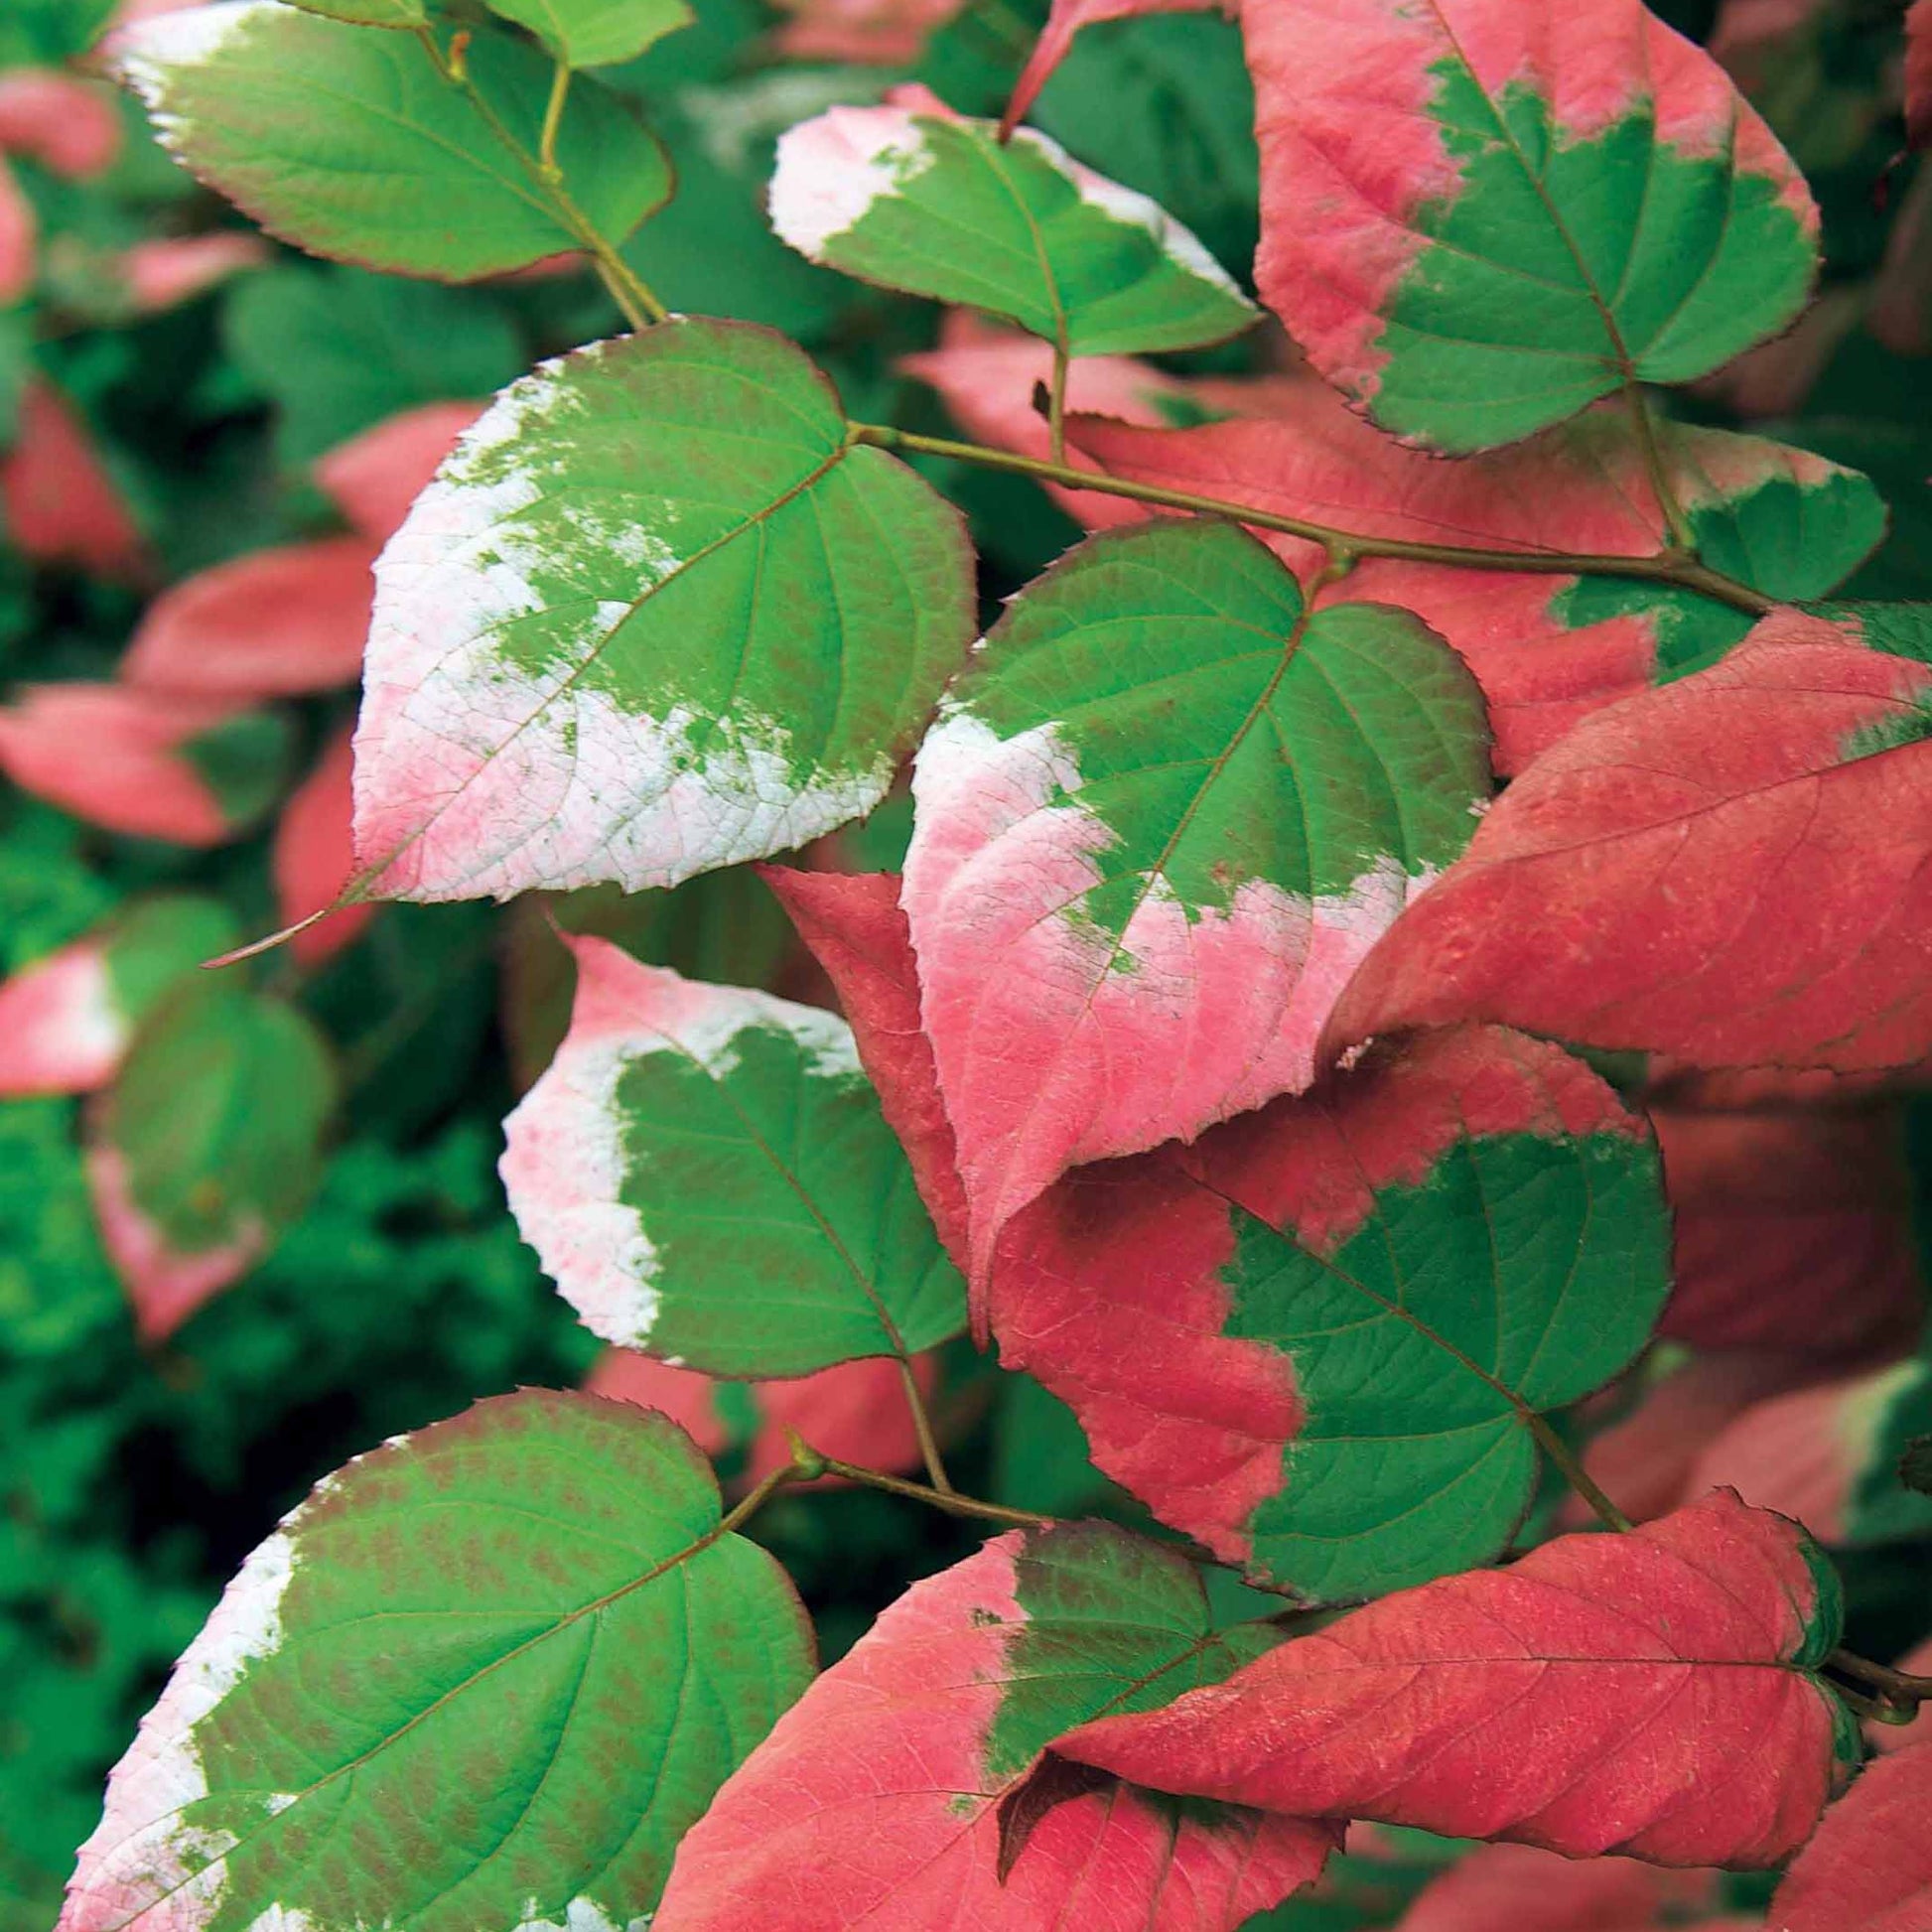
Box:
501, 935, 966, 1375
770, 91, 1253, 356
1246, 0, 1819, 449
113, 4, 670, 281
352, 317, 975, 899
59, 1391, 814, 1932
1067, 387, 1886, 770
902, 518, 1490, 1290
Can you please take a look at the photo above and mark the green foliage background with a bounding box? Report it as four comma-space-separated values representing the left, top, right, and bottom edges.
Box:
2, 0, 1930, 1924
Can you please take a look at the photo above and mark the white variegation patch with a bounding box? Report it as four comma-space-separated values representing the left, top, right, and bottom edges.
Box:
768, 104, 935, 259
111, 2, 268, 139
351, 344, 892, 900
60, 1528, 298, 1932
513, 1895, 648, 1932
501, 942, 865, 1350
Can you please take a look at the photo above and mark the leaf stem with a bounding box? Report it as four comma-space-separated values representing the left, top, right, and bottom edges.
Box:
819, 1455, 1055, 1529
1046, 343, 1069, 467
539, 60, 571, 177
896, 1355, 955, 1494
847, 421, 1776, 617
716, 1457, 809, 1539
1525, 1412, 1632, 1532
411, 25, 667, 330
1621, 378, 1697, 554
1829, 1647, 1932, 1707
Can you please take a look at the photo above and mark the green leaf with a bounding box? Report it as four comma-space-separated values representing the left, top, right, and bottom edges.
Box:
502, 938, 966, 1375
284, 0, 426, 26
483, 0, 694, 68
223, 264, 525, 469
177, 708, 296, 836
351, 317, 975, 900
114, 4, 670, 281
62, 1390, 815, 1932
768, 98, 1255, 355
103, 979, 337, 1282
0, 0, 118, 64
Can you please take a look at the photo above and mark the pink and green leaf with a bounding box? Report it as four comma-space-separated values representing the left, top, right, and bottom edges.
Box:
655, 1522, 1337, 1929
351, 319, 974, 900
903, 517, 1491, 1290
990, 1026, 1670, 1597
769, 90, 1254, 356
501, 935, 965, 1374
1068, 389, 1885, 769
1328, 607, 1932, 1074
113, 4, 671, 281
58, 1391, 814, 1932
1246, 0, 1819, 449
1060, 1490, 1858, 1865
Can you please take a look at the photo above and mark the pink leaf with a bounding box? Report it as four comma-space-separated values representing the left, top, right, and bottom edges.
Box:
0, 157, 34, 306
1654, 1099, 1923, 1361
115, 232, 266, 314
1061, 1490, 1856, 1867
656, 1526, 1336, 1930
1576, 1351, 1835, 1529
1068, 388, 1877, 772
0, 939, 127, 1097
589, 1344, 940, 1483
0, 380, 148, 582
120, 537, 376, 700
989, 1026, 1643, 1575
1392, 1842, 1722, 1932
1769, 1741, 1932, 1930
0, 71, 123, 179
1684, 1360, 1919, 1543
273, 724, 375, 968
1004, 0, 1224, 137
769, 0, 967, 67
314, 400, 486, 547
1327, 611, 1932, 1074
0, 684, 253, 845
86, 1137, 265, 1341
900, 320, 1188, 531
758, 866, 971, 1269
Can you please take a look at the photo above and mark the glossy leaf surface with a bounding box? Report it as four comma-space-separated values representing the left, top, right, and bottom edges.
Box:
501, 935, 965, 1374
59, 1391, 814, 1932
352, 318, 974, 899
